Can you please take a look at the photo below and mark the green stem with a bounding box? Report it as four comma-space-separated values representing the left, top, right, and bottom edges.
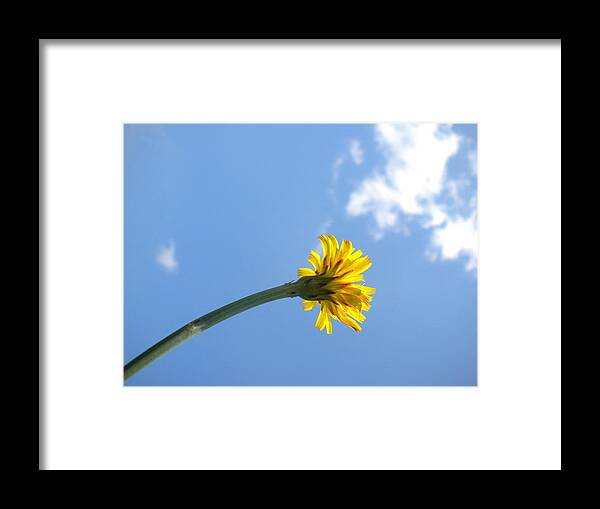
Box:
124, 280, 303, 381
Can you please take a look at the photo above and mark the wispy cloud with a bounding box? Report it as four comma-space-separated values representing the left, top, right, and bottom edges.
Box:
333, 155, 345, 170
329, 140, 365, 203
331, 155, 345, 186
349, 139, 364, 165
467, 149, 477, 175
346, 123, 477, 271
157, 240, 178, 273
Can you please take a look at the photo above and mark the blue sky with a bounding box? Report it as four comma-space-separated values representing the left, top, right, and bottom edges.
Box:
124, 123, 477, 386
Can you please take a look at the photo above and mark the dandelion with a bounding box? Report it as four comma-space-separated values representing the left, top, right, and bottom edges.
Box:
124, 233, 375, 380
296, 234, 375, 334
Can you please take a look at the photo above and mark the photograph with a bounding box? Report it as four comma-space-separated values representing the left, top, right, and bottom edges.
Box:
124, 123, 478, 386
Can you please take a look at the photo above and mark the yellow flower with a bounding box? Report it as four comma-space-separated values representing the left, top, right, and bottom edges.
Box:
296, 234, 375, 334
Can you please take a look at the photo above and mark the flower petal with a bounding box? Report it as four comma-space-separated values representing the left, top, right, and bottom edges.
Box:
308, 250, 322, 271
315, 306, 327, 330
303, 300, 318, 311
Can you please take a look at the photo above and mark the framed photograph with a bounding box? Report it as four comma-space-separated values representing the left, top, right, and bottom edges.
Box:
41, 40, 561, 470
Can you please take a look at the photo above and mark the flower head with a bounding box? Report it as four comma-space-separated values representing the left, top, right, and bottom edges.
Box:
296, 234, 375, 334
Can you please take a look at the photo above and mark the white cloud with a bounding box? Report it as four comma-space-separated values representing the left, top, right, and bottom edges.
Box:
349, 139, 364, 165
157, 240, 178, 273
346, 123, 477, 271
347, 123, 459, 225
428, 213, 478, 272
